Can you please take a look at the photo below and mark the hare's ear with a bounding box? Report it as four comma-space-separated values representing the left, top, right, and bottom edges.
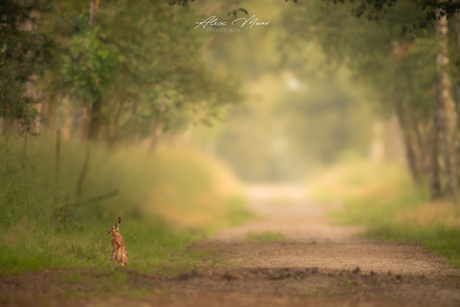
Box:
116, 217, 121, 227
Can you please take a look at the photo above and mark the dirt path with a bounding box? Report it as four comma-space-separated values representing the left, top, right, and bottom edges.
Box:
2, 185, 460, 307
209, 185, 456, 275
180, 185, 460, 306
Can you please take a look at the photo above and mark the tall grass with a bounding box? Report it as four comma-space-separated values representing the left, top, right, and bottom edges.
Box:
307, 160, 460, 268
0, 134, 255, 274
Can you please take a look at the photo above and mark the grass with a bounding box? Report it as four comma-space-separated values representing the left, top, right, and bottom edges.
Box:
246, 231, 284, 242
307, 160, 460, 268
0, 134, 256, 275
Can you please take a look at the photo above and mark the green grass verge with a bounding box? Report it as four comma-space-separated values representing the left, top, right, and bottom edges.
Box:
0, 219, 218, 275
333, 192, 460, 268
365, 225, 460, 267
0, 135, 256, 275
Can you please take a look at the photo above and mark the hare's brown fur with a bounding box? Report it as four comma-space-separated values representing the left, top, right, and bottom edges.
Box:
107, 217, 128, 266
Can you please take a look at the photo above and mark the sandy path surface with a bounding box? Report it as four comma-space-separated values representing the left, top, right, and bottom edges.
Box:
208, 185, 456, 276
214, 185, 362, 243
2, 184, 460, 307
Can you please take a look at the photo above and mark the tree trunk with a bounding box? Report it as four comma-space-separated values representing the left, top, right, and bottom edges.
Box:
395, 100, 423, 184
54, 128, 61, 206
21, 10, 41, 136
435, 6, 458, 200
80, 99, 89, 142
131, 100, 140, 142
89, 0, 100, 26
453, 11, 460, 50
46, 94, 58, 132
75, 149, 90, 208
62, 94, 72, 141
87, 0, 102, 141
1, 118, 14, 135
430, 104, 443, 200
150, 92, 167, 150
26, 75, 42, 136
108, 100, 125, 147
88, 97, 102, 140
404, 133, 422, 185
452, 12, 460, 167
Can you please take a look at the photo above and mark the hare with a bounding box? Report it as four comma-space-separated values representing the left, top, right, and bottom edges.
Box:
107, 217, 129, 266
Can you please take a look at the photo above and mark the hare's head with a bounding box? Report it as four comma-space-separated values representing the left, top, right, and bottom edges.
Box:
107, 217, 121, 235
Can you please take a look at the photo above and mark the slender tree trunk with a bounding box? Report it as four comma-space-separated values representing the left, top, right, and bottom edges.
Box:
452, 12, 460, 166
435, 6, 458, 201
430, 100, 443, 200
457, 83, 460, 125
131, 100, 140, 142
88, 97, 102, 140
47, 95, 58, 132
26, 75, 42, 136
395, 100, 422, 184
87, 0, 102, 141
80, 100, 89, 142
108, 100, 125, 147
75, 149, 90, 208
22, 134, 27, 168
412, 123, 424, 159
54, 129, 61, 206
2, 118, 14, 135
21, 10, 41, 136
151, 92, 167, 150
90, 0, 101, 25
62, 94, 72, 141
404, 133, 421, 184
453, 11, 460, 50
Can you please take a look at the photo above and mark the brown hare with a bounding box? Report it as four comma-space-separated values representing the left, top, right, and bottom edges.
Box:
107, 217, 129, 266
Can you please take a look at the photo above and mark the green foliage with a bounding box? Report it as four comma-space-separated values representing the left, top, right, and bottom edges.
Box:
60, 28, 121, 101
282, 0, 435, 120
79, 0, 239, 139
168, 0, 195, 6
292, 0, 460, 29
0, 0, 52, 126
2, 0, 240, 141
228, 8, 249, 18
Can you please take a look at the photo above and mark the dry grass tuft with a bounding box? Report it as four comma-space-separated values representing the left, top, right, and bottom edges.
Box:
396, 201, 460, 228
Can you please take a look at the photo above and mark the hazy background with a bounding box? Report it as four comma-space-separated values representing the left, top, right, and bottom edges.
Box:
187, 0, 385, 183
2, 0, 460, 273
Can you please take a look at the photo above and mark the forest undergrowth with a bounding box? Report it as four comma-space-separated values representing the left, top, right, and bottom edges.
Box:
0, 133, 255, 275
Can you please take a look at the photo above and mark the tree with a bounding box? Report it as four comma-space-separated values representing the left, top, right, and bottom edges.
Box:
35, 0, 239, 144
0, 0, 52, 135
435, 4, 457, 199
282, 0, 459, 200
